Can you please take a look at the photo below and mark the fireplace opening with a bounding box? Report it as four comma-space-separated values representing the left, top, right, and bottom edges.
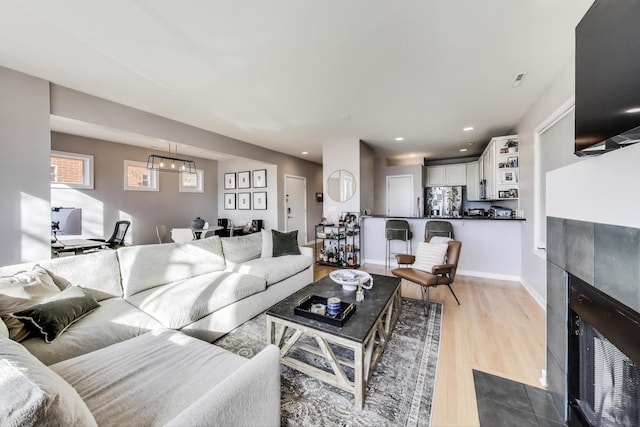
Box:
568, 275, 640, 427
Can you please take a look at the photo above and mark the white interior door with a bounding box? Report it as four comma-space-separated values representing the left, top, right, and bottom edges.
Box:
285, 175, 307, 245
387, 175, 413, 217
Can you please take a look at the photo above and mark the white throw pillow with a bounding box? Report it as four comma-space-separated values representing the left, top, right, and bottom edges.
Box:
0, 267, 60, 341
0, 338, 97, 426
260, 229, 273, 258
413, 242, 448, 273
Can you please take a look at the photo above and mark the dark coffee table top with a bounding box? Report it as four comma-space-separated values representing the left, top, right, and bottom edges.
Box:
266, 273, 401, 343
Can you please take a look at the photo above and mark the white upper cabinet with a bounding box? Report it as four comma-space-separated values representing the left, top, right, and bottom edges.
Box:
466, 161, 480, 201
426, 164, 467, 186
479, 135, 519, 200
426, 166, 446, 186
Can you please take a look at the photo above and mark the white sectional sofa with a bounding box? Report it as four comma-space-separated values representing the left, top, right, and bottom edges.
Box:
0, 231, 313, 426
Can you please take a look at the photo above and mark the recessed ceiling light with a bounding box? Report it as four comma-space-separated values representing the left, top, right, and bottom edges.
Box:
410, 154, 416, 157
463, 127, 474, 132
395, 137, 404, 141
460, 148, 468, 152
626, 107, 640, 114
302, 151, 308, 155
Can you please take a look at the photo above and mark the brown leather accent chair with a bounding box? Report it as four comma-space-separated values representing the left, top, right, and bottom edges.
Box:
391, 239, 462, 315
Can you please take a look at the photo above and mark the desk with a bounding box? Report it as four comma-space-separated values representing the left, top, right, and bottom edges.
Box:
51, 239, 104, 256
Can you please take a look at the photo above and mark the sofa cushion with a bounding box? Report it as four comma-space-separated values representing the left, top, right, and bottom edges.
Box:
126, 271, 266, 329
22, 298, 163, 366
220, 232, 262, 267
0, 266, 61, 342
271, 229, 301, 257
39, 250, 122, 300
13, 287, 100, 343
260, 229, 273, 258
0, 337, 97, 427
50, 329, 247, 427
226, 254, 312, 286
118, 236, 226, 297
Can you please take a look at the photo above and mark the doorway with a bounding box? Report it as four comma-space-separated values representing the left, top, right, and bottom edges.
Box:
386, 175, 413, 217
284, 175, 307, 246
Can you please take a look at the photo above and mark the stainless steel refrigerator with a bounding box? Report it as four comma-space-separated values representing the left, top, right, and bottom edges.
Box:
425, 186, 463, 217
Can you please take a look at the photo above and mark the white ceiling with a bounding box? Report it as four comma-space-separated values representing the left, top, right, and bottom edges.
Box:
0, 0, 594, 164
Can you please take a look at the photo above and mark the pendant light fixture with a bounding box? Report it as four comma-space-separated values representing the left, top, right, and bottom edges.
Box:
147, 144, 196, 174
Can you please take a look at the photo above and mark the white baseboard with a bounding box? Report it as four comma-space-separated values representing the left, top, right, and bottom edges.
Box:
519, 277, 546, 310
363, 260, 546, 311
456, 269, 521, 283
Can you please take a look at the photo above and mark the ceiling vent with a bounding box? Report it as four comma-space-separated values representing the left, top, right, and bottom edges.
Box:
512, 72, 527, 87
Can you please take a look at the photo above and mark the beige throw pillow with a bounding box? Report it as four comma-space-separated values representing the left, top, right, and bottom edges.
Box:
413, 242, 448, 273
0, 267, 60, 341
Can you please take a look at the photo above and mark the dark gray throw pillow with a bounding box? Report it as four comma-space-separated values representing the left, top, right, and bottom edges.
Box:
272, 229, 301, 257
12, 286, 99, 343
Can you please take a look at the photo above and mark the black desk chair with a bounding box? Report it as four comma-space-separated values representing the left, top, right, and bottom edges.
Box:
89, 220, 131, 249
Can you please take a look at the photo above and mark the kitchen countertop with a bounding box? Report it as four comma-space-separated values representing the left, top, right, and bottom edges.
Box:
362, 215, 526, 221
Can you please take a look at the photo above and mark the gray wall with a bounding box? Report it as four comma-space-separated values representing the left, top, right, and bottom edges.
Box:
373, 159, 423, 215
516, 60, 576, 303
0, 66, 51, 265
51, 132, 219, 245
359, 141, 375, 214
50, 85, 323, 238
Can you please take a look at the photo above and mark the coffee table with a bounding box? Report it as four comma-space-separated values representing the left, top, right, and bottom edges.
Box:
266, 273, 401, 408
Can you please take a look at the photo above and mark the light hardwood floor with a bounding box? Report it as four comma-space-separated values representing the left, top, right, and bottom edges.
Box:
313, 263, 545, 427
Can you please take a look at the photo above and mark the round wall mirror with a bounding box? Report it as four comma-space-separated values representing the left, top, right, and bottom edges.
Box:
326, 169, 356, 202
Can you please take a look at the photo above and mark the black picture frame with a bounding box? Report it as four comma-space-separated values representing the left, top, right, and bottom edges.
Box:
224, 193, 236, 210
253, 191, 267, 210
252, 169, 267, 188
315, 192, 323, 203
238, 192, 251, 210
224, 173, 236, 190
237, 171, 251, 189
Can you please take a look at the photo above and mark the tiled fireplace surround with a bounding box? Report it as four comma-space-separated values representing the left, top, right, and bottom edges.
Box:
546, 217, 640, 421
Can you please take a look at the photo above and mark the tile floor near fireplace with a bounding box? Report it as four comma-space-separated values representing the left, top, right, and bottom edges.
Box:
474, 370, 565, 427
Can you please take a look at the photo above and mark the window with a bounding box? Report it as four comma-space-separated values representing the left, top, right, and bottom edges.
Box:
534, 99, 583, 256
179, 169, 204, 193
124, 160, 159, 191
50, 151, 94, 189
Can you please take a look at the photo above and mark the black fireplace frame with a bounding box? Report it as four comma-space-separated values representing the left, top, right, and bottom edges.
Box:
567, 275, 640, 426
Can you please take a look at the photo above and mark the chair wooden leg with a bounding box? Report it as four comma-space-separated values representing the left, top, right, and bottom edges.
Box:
447, 284, 461, 305
420, 285, 431, 316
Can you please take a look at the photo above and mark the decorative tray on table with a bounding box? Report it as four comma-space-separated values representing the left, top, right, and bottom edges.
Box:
294, 295, 356, 327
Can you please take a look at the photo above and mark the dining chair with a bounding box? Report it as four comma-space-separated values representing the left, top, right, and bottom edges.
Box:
156, 225, 172, 244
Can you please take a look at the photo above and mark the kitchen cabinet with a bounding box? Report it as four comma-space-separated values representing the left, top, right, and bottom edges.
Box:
466, 161, 481, 201
479, 135, 519, 201
481, 139, 496, 199
494, 136, 519, 200
426, 164, 467, 186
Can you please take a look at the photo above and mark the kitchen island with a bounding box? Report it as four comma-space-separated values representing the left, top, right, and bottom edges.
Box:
361, 216, 524, 280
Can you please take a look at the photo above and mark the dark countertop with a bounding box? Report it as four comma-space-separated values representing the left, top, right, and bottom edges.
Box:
362, 215, 526, 221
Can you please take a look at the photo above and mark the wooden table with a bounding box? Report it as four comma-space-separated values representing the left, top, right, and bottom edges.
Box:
266, 273, 401, 408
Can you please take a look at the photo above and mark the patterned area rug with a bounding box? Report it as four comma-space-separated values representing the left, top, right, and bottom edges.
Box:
214, 298, 442, 427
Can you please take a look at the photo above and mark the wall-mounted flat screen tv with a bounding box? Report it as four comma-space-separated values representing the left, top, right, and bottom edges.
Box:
575, 0, 640, 156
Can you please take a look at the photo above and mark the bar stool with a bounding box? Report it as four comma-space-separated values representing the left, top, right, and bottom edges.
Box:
385, 219, 412, 272
424, 220, 454, 240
